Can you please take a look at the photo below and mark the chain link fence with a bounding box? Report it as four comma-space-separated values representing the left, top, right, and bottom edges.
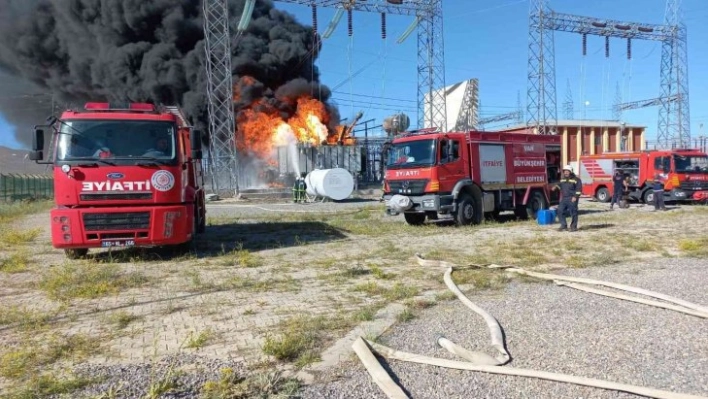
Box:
0, 174, 54, 202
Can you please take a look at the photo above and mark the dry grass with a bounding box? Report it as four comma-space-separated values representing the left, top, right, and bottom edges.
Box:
0, 200, 52, 227
39, 263, 151, 301
0, 251, 32, 273
261, 313, 356, 368
200, 368, 300, 399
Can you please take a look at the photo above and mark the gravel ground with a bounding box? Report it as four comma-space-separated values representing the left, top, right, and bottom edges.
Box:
300, 258, 708, 399
62, 354, 253, 398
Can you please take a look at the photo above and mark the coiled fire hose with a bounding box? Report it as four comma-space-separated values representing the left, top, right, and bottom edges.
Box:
352, 255, 708, 399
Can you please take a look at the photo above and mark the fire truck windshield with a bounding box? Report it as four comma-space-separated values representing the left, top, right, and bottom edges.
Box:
674, 154, 708, 173
55, 120, 177, 164
385, 139, 436, 169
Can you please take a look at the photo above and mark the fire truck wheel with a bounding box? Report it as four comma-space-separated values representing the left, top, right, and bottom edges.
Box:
643, 190, 654, 204
403, 212, 426, 225
455, 193, 482, 226
196, 204, 206, 234
596, 187, 611, 203
526, 191, 547, 220
64, 248, 88, 259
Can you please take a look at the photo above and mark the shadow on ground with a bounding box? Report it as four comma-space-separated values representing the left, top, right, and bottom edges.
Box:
88, 221, 348, 263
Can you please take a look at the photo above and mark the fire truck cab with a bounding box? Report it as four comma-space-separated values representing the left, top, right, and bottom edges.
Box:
578, 149, 708, 204
383, 130, 562, 225
29, 102, 207, 259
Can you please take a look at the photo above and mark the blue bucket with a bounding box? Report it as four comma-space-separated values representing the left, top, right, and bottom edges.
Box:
537, 209, 556, 225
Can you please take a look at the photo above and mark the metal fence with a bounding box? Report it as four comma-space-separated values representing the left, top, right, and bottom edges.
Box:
0, 174, 54, 202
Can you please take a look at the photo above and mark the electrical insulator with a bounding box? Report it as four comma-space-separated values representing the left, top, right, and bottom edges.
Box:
627, 38, 632, 60
312, 5, 317, 34
348, 9, 353, 36
582, 33, 587, 56
605, 36, 610, 58
381, 13, 386, 39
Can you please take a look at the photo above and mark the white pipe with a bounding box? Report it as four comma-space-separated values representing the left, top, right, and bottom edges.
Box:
554, 281, 708, 319
352, 255, 708, 399
352, 338, 408, 399
363, 338, 708, 399
442, 267, 510, 364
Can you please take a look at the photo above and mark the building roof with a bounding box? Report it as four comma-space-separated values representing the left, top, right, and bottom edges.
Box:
494, 119, 646, 131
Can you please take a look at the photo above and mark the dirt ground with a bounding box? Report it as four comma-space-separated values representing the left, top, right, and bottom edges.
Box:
1, 196, 707, 397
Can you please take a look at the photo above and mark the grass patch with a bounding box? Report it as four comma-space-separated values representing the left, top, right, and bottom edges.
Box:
39, 263, 150, 301
200, 368, 300, 399
0, 306, 53, 330
0, 251, 32, 273
678, 238, 708, 257
185, 329, 213, 349
352, 281, 420, 301
370, 264, 396, 280
223, 275, 301, 293
262, 313, 354, 367
396, 307, 416, 323
0, 227, 42, 246
0, 333, 101, 380
0, 200, 52, 227
3, 373, 97, 399
107, 311, 142, 330
218, 244, 264, 268
451, 269, 510, 290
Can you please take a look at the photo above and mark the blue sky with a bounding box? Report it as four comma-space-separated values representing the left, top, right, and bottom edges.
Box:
2, 0, 707, 148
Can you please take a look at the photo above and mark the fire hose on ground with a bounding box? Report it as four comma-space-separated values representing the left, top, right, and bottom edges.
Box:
352, 254, 708, 399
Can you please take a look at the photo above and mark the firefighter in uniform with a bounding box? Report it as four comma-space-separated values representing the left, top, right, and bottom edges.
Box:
553, 165, 583, 232
292, 173, 307, 203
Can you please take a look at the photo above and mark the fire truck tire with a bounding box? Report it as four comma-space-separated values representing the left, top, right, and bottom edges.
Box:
404, 212, 426, 225
525, 191, 547, 220
596, 187, 611, 203
643, 190, 654, 204
196, 203, 206, 234
455, 193, 482, 226
64, 248, 88, 259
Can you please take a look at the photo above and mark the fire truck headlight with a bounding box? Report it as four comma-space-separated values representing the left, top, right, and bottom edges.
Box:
61, 225, 70, 232
63, 234, 71, 242
59, 216, 69, 224
422, 199, 436, 208
61, 164, 71, 174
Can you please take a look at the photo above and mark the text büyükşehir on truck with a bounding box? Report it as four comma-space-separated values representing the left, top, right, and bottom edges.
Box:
382, 130, 563, 226
29, 102, 207, 259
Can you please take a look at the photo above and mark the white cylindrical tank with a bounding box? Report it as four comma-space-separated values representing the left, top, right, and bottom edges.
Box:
305, 168, 354, 201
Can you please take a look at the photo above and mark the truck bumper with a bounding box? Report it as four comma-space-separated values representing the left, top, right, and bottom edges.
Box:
667, 189, 688, 202
49, 205, 194, 249
685, 190, 708, 202
383, 194, 454, 216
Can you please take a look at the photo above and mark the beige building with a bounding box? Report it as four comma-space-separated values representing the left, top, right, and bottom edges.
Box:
494, 120, 646, 170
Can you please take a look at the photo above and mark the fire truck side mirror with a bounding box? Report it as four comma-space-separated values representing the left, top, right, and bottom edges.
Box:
29, 128, 45, 161
191, 129, 203, 159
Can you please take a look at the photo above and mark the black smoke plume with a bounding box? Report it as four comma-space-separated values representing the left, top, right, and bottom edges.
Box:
0, 0, 336, 148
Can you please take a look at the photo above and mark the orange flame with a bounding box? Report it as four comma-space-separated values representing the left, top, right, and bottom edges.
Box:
233, 76, 356, 162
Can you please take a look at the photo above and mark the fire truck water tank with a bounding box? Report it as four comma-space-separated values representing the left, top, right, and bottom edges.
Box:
305, 168, 354, 201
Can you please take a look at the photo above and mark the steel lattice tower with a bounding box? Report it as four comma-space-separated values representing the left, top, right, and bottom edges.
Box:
274, 0, 446, 131
659, 0, 690, 148
527, 0, 690, 147
527, 0, 557, 135
203, 0, 238, 195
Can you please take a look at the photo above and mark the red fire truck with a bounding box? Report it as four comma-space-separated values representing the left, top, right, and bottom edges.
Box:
383, 130, 562, 225
29, 102, 207, 259
578, 149, 708, 204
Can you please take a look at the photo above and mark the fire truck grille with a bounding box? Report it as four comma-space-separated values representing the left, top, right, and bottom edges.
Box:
680, 181, 708, 191
82, 212, 151, 231
387, 179, 429, 195
80, 192, 153, 201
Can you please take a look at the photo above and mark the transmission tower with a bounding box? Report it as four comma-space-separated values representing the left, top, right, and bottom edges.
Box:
562, 79, 574, 119
203, 0, 238, 195
527, 0, 690, 148
275, 0, 447, 131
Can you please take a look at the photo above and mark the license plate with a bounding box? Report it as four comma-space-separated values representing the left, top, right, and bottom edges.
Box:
101, 240, 135, 248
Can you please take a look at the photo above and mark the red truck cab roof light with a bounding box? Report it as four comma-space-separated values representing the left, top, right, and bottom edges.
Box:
83, 102, 156, 112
